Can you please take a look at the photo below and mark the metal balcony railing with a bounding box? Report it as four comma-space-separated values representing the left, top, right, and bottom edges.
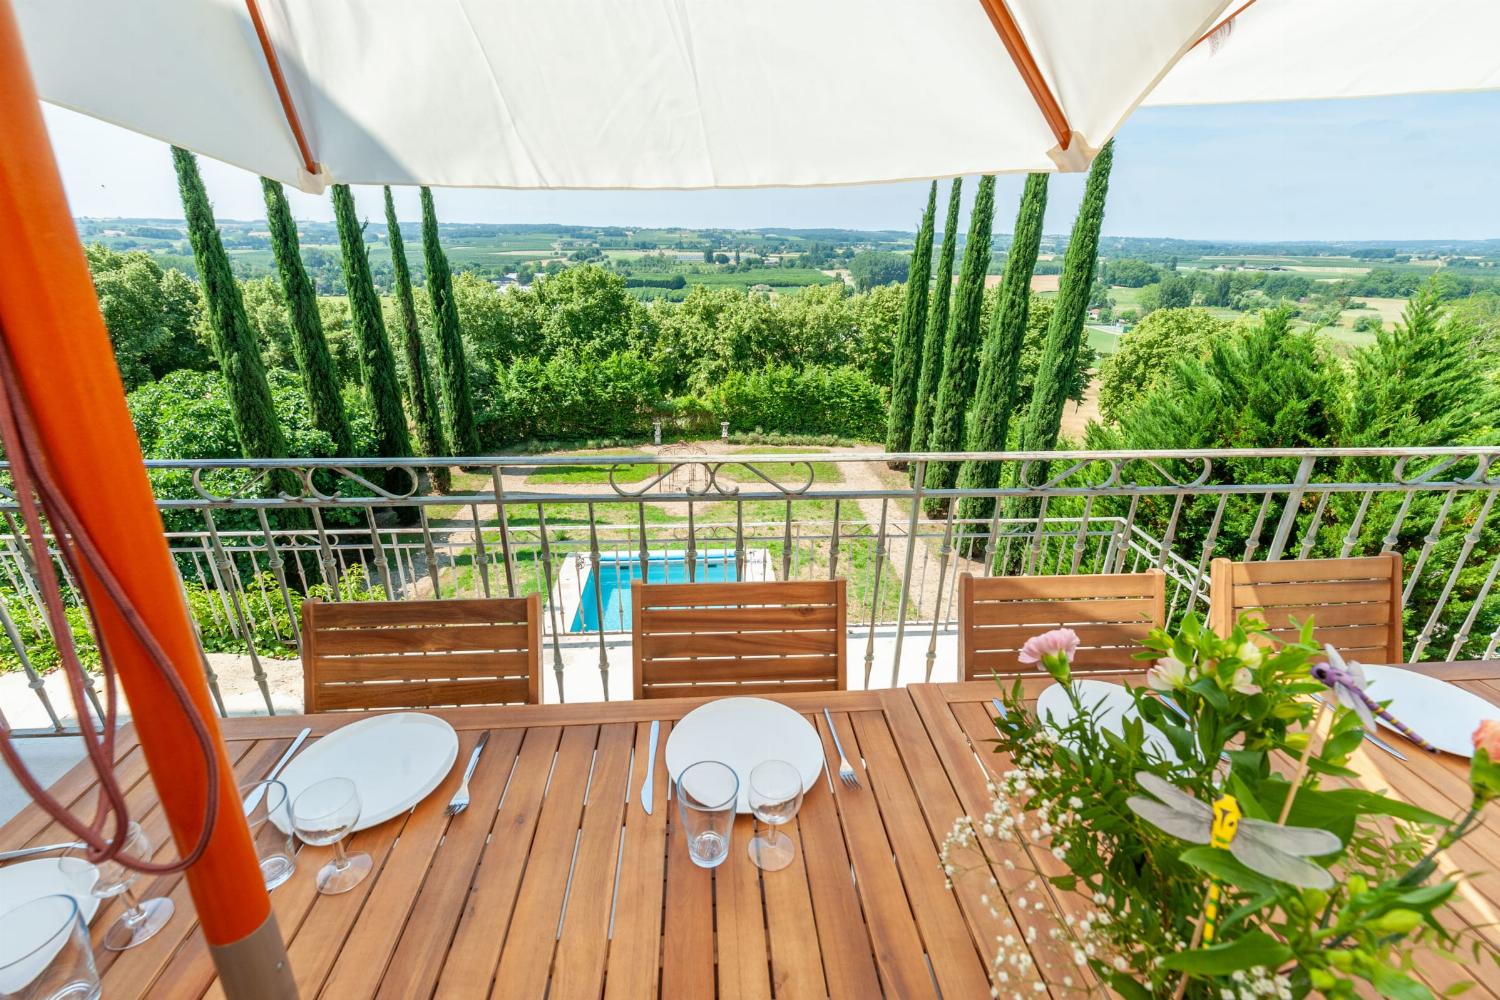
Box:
3, 447, 1497, 733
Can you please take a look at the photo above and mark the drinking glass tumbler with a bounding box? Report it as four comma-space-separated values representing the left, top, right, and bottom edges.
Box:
0, 894, 101, 1000
71, 821, 174, 952
747, 759, 805, 871
240, 779, 295, 890
293, 777, 372, 895
675, 761, 739, 869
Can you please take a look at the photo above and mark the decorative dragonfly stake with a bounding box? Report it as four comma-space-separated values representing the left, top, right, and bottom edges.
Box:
1127, 772, 1341, 943
1313, 645, 1437, 753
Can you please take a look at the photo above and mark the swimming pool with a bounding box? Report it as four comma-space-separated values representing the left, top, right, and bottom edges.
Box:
571, 552, 739, 632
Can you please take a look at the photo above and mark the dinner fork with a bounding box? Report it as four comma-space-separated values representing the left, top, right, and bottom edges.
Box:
446, 731, 490, 816
822, 708, 859, 788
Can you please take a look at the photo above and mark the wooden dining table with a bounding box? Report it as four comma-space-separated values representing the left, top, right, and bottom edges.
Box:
4, 664, 1500, 999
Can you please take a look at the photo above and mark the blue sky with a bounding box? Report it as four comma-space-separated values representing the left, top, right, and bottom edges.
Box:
43, 91, 1500, 241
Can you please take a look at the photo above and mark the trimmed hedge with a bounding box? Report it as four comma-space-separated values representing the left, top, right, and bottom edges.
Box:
705, 365, 886, 441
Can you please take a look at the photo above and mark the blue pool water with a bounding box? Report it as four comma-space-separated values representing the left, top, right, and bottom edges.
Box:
571, 552, 738, 632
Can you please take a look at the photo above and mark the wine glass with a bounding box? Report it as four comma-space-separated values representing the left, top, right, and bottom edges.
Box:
292, 777, 371, 895
747, 759, 804, 871
70, 821, 175, 952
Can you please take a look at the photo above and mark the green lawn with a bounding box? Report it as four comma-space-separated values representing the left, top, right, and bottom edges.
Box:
525, 449, 658, 485
722, 446, 843, 485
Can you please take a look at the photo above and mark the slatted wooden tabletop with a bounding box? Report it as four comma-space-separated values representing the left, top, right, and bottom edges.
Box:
4, 664, 1500, 998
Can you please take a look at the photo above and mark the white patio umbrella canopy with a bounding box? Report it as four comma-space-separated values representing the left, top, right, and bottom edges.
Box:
14, 0, 1500, 193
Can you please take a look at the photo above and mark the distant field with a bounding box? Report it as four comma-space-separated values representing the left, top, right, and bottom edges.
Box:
1179, 254, 1441, 275
1085, 325, 1122, 358
1337, 296, 1408, 327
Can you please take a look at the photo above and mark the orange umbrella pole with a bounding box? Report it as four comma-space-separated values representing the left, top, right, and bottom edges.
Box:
0, 2, 294, 995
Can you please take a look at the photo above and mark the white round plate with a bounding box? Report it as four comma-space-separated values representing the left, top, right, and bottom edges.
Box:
272, 713, 459, 833
1361, 665, 1498, 758
1036, 679, 1179, 764
665, 697, 825, 814
0, 856, 100, 924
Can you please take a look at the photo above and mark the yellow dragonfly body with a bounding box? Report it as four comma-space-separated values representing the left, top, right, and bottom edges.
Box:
1203, 793, 1244, 942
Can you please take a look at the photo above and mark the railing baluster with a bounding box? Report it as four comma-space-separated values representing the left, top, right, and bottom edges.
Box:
1243, 493, 1273, 560
1267, 455, 1317, 561
535, 504, 567, 701
1403, 491, 1454, 604
364, 508, 395, 600
1340, 490, 1376, 557
1186, 495, 1228, 612
205, 509, 274, 715
890, 460, 926, 688
1449, 542, 1500, 661
864, 498, 889, 689
489, 468, 518, 598
1414, 489, 1496, 661
828, 499, 841, 579
1110, 496, 1140, 573
256, 510, 298, 644
1381, 492, 1415, 554
686, 500, 698, 581
418, 507, 442, 598
309, 507, 339, 594
1069, 498, 1093, 575
1297, 491, 1329, 560
586, 501, 610, 698
781, 499, 793, 580
0, 591, 63, 731
924, 502, 958, 682
470, 503, 492, 598
735, 501, 746, 581
1022, 495, 1049, 577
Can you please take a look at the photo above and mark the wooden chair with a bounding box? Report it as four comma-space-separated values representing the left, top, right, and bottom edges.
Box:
632, 579, 846, 699
1209, 554, 1403, 663
957, 570, 1166, 679
301, 595, 542, 712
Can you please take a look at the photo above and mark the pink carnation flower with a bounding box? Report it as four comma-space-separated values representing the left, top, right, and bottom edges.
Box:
1473, 719, 1500, 759
1018, 628, 1080, 666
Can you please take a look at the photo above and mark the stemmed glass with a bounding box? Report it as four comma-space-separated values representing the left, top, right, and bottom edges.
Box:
292, 777, 371, 895
747, 759, 805, 872
71, 821, 175, 952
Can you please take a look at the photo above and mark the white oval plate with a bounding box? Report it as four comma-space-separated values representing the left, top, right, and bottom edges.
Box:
665, 697, 825, 814
0, 856, 99, 925
1361, 665, 1498, 758
272, 713, 459, 834
1036, 679, 1179, 764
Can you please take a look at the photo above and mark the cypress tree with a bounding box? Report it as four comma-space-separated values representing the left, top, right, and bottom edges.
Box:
921, 175, 996, 512
908, 178, 963, 455
172, 148, 288, 461
261, 177, 354, 456
419, 188, 479, 456
954, 173, 1050, 533
384, 187, 450, 491
331, 184, 412, 471
883, 181, 937, 467
1017, 141, 1114, 456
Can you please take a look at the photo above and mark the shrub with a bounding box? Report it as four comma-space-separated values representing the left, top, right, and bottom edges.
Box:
486, 350, 664, 443
706, 365, 886, 441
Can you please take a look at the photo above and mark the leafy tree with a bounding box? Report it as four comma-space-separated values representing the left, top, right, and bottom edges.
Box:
848, 250, 909, 292
884, 182, 937, 463
923, 174, 996, 509
420, 187, 479, 455
955, 173, 1049, 527
331, 183, 411, 467
384, 186, 449, 488
1016, 140, 1114, 457
85, 244, 210, 389
1100, 258, 1159, 287
1096, 308, 1231, 421
172, 146, 289, 461
909, 178, 963, 454
261, 177, 354, 454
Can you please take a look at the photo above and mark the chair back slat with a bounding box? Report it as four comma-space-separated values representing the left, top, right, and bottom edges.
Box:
1209, 553, 1403, 663
957, 570, 1165, 679
632, 579, 846, 699
302, 595, 542, 712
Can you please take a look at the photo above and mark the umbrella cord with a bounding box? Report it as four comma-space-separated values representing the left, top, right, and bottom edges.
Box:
0, 329, 218, 873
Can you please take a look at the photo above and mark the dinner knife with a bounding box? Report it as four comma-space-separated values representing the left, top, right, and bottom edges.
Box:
990, 697, 1008, 720
1312, 694, 1407, 762
641, 720, 660, 815
243, 726, 311, 814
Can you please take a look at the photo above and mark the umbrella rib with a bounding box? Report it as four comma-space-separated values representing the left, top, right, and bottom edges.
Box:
1193, 0, 1259, 49
974, 0, 1072, 151
244, 0, 319, 177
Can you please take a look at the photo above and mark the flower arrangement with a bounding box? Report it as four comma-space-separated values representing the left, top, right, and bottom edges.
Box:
941, 615, 1500, 999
